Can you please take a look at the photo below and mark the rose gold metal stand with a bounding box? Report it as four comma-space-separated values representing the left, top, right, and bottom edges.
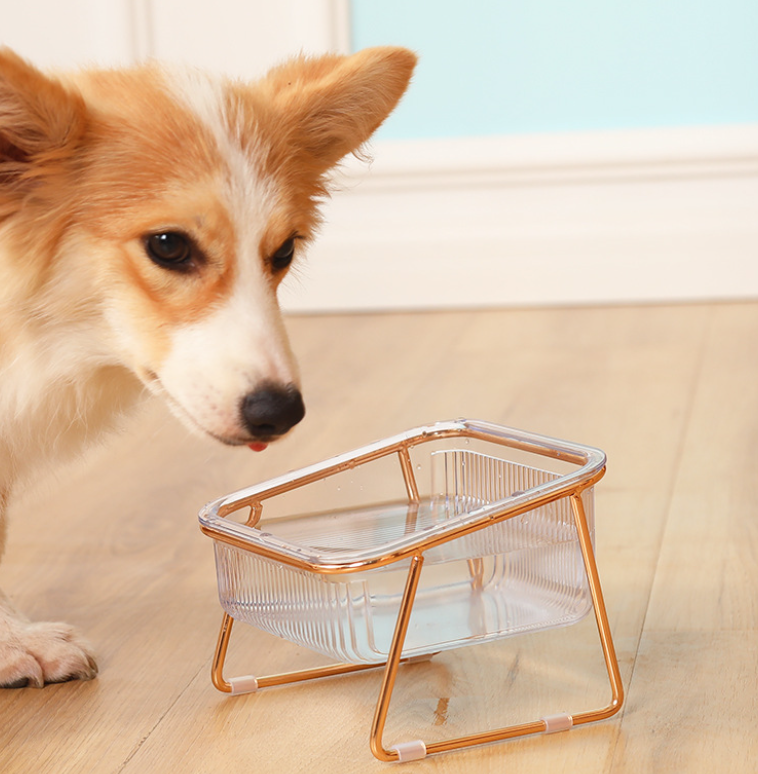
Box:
201, 421, 624, 762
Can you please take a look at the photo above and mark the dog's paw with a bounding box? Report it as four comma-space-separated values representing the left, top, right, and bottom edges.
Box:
0, 620, 98, 688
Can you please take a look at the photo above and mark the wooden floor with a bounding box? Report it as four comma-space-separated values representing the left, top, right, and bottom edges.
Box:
1, 302, 757, 773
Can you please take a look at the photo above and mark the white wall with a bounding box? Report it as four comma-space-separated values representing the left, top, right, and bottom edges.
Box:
286, 127, 758, 311
147, 0, 344, 78
2, 2, 757, 312
0, 0, 136, 68
0, 0, 343, 72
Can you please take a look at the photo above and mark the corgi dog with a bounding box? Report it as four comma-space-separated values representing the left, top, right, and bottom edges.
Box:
0, 46, 415, 687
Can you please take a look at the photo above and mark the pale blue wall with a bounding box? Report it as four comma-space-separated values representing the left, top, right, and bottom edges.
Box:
352, 0, 758, 139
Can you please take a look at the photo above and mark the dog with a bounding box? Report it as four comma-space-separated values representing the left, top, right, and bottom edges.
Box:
0, 45, 415, 687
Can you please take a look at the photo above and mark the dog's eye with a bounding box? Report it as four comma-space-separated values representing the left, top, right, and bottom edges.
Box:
145, 232, 193, 269
270, 237, 296, 273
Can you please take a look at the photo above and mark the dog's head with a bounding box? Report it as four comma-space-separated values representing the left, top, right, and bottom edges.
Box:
0, 47, 415, 448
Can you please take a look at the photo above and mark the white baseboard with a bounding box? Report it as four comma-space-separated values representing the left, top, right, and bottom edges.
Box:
280, 125, 758, 313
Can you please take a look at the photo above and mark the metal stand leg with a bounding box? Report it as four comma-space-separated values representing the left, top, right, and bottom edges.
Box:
370, 554, 426, 761
568, 492, 624, 724
367, 493, 624, 762
211, 612, 389, 695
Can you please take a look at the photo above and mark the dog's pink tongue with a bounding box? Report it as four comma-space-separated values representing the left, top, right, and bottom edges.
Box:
248, 442, 269, 452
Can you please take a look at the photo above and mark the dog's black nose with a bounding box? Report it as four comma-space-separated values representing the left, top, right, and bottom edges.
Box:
240, 383, 305, 439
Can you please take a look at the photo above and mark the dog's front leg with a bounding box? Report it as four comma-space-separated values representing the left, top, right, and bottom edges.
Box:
0, 494, 98, 688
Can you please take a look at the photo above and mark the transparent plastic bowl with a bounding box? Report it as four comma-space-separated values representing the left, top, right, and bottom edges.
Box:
199, 420, 605, 665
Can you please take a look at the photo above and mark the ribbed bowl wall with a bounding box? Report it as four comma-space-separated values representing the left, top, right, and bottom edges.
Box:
427, 450, 594, 562
213, 449, 596, 662
216, 544, 371, 662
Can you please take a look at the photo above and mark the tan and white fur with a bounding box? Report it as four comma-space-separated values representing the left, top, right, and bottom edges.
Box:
0, 46, 415, 687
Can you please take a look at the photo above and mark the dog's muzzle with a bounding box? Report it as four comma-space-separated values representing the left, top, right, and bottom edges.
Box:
240, 383, 305, 441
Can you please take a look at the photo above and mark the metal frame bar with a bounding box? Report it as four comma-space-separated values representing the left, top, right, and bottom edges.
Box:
209, 489, 622, 762
202, 421, 623, 761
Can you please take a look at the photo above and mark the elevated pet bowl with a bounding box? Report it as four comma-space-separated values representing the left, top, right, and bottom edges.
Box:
199, 419, 623, 762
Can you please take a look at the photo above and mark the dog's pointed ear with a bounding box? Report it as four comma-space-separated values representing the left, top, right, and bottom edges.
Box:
259, 46, 416, 172
0, 48, 86, 193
